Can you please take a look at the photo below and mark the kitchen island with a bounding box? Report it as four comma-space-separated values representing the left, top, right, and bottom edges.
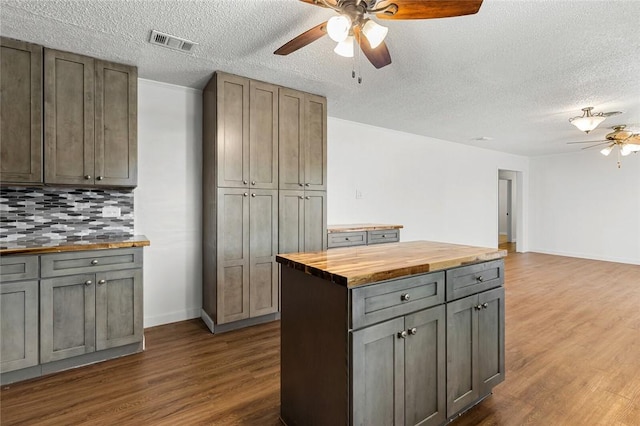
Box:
276, 240, 507, 426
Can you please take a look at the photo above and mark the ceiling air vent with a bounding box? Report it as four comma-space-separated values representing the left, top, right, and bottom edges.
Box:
149, 30, 197, 53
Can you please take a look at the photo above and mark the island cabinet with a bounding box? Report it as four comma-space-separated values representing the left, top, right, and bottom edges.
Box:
328, 224, 403, 249
0, 239, 149, 385
0, 37, 43, 184
277, 241, 506, 426
44, 49, 138, 187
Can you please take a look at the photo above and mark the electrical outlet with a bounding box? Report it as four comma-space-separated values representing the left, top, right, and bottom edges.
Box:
355, 189, 363, 199
102, 206, 121, 218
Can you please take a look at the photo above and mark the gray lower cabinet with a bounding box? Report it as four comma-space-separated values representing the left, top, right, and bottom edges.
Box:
0, 248, 144, 384
328, 228, 401, 249
446, 286, 505, 417
352, 305, 446, 426
278, 190, 327, 254
207, 188, 278, 325
0, 37, 43, 184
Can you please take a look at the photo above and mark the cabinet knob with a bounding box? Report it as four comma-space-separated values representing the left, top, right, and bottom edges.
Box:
398, 331, 408, 339
96, 176, 103, 181
345, 237, 349, 241
408, 327, 417, 335
299, 195, 304, 199
85, 175, 92, 180
305, 196, 310, 200
299, 183, 304, 187
482, 303, 488, 309
476, 276, 484, 282
381, 234, 386, 238
91, 259, 99, 265
251, 181, 256, 185
243, 180, 248, 185
85, 280, 92, 286
243, 192, 248, 197
475, 305, 483, 310
305, 183, 310, 187
98, 279, 106, 285
251, 193, 256, 197
400, 293, 411, 302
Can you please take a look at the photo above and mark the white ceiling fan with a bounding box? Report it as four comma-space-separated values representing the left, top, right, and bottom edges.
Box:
567, 125, 640, 168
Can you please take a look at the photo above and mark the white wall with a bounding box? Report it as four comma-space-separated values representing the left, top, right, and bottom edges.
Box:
135, 79, 203, 327
498, 180, 508, 235
529, 150, 640, 265
327, 118, 530, 250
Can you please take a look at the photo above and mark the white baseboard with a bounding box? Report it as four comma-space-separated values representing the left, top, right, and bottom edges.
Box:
528, 248, 640, 266
144, 307, 201, 328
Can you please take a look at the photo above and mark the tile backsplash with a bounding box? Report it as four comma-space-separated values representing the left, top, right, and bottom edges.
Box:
0, 187, 134, 244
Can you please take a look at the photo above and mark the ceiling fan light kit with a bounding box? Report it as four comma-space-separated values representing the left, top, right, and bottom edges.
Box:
327, 15, 352, 42
569, 107, 607, 133
334, 36, 355, 57
361, 18, 388, 49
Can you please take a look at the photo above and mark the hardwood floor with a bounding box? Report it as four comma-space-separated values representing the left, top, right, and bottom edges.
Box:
2, 253, 639, 425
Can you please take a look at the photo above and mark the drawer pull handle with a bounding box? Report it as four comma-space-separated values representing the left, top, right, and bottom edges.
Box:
398, 331, 408, 339
299, 183, 304, 187
98, 279, 106, 285
305, 183, 310, 187
475, 305, 483, 310
476, 276, 484, 282
243, 180, 248, 185
85, 175, 91, 180
345, 237, 349, 241
408, 327, 417, 335
91, 259, 99, 265
97, 176, 103, 181
251, 181, 256, 185
305, 196, 310, 200
251, 193, 256, 197
85, 280, 92, 286
400, 293, 411, 302
244, 192, 248, 197
482, 303, 488, 309
299, 195, 304, 199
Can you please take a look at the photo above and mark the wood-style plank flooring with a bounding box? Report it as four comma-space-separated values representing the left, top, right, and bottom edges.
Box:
2, 253, 639, 425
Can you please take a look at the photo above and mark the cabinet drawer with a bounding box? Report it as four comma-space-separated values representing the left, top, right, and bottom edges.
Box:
367, 229, 399, 245
327, 231, 366, 248
351, 271, 444, 329
0, 255, 38, 282
445, 259, 504, 301
41, 248, 142, 278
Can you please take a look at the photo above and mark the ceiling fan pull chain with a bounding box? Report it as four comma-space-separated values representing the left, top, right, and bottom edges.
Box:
357, 37, 362, 84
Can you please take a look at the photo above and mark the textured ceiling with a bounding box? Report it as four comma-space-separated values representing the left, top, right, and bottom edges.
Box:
1, 0, 639, 156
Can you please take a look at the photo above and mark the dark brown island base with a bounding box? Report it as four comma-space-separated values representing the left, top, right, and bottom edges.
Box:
276, 240, 507, 426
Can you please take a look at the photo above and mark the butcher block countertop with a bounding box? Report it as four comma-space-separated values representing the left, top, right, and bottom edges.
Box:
0, 235, 150, 255
327, 223, 403, 233
276, 240, 507, 287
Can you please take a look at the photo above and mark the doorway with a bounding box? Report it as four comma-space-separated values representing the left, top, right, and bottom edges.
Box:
498, 170, 517, 253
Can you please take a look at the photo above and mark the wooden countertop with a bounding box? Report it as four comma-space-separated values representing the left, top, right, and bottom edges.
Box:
0, 235, 150, 255
277, 240, 506, 287
327, 223, 404, 233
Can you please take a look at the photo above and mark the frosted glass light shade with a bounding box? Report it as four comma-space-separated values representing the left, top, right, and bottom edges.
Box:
600, 145, 613, 156
362, 19, 388, 49
570, 115, 606, 133
334, 36, 354, 57
625, 143, 640, 152
620, 144, 632, 156
327, 15, 351, 42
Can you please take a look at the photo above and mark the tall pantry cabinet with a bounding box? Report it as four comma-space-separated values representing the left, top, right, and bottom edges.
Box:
202, 71, 327, 333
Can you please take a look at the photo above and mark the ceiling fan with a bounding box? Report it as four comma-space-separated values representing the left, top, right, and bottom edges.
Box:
567, 125, 640, 168
274, 0, 484, 70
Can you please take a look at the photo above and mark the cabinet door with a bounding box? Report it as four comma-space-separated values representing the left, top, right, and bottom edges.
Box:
352, 317, 405, 426
278, 190, 305, 254
216, 188, 250, 323
303, 191, 327, 252
95, 269, 143, 350
446, 294, 479, 417
279, 88, 305, 190
40, 274, 96, 363
249, 189, 279, 317
216, 72, 249, 188
304, 94, 327, 191
95, 60, 137, 187
0, 280, 39, 373
249, 81, 278, 189
478, 287, 505, 395
405, 305, 446, 426
0, 38, 42, 184
44, 49, 95, 185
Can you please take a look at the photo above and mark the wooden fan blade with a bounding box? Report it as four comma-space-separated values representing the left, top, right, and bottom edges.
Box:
354, 26, 392, 69
375, 0, 483, 20
274, 22, 327, 56
298, 0, 337, 7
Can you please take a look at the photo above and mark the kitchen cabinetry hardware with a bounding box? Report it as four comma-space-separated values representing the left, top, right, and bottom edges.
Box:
243, 180, 248, 184
85, 280, 92, 286
398, 330, 408, 339
97, 176, 103, 181
85, 175, 91, 180
251, 181, 256, 185
408, 327, 418, 335
98, 279, 106, 285
401, 293, 411, 301
482, 302, 488, 308
251, 193, 256, 197
476, 275, 484, 282
91, 259, 99, 265
305, 196, 310, 200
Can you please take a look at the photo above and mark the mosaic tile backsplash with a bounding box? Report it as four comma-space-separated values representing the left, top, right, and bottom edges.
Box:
1, 187, 134, 244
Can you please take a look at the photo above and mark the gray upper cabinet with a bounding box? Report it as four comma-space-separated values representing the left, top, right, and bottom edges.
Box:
0, 37, 43, 184
210, 72, 278, 189
278, 190, 327, 254
44, 48, 137, 187
279, 88, 327, 191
